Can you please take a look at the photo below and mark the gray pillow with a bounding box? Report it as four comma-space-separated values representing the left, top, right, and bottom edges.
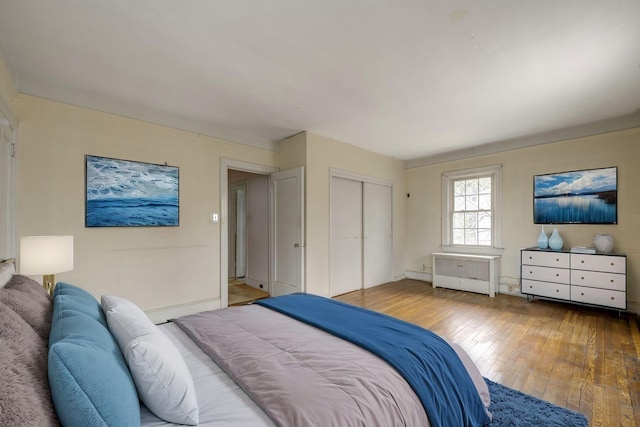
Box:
1, 275, 53, 340
0, 301, 59, 426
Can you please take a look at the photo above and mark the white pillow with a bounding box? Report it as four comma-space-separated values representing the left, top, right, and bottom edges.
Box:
101, 295, 199, 425
0, 260, 16, 288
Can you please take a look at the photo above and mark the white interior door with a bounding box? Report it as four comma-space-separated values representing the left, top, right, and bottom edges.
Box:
363, 182, 392, 288
271, 166, 304, 297
330, 176, 363, 296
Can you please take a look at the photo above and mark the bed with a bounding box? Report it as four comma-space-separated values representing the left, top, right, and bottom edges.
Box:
0, 258, 492, 427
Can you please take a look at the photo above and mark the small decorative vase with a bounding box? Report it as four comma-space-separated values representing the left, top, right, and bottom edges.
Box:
593, 234, 614, 253
537, 226, 548, 249
548, 228, 563, 251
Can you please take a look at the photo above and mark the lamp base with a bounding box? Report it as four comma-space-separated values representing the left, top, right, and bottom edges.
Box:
43, 274, 55, 296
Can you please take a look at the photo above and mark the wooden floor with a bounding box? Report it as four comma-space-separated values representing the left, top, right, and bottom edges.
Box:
228, 280, 270, 306
334, 279, 640, 427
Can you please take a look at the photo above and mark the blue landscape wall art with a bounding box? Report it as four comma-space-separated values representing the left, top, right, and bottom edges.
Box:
533, 167, 617, 224
86, 155, 179, 227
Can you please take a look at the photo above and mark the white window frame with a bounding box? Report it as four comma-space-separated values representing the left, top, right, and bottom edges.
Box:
441, 164, 503, 255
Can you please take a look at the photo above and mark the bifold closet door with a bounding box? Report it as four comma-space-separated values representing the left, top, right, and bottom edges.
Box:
363, 182, 392, 288
330, 177, 363, 296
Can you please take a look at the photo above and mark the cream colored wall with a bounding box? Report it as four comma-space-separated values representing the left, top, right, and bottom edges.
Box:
405, 130, 640, 304
303, 132, 406, 297
278, 132, 307, 169
15, 94, 278, 313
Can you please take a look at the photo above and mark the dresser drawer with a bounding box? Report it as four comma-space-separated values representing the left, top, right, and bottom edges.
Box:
571, 285, 626, 309
522, 251, 570, 268
571, 270, 625, 291
522, 265, 570, 284
522, 279, 570, 300
570, 254, 625, 274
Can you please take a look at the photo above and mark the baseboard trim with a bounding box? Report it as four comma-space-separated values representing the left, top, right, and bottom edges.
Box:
404, 270, 527, 298
146, 298, 221, 324
405, 270, 433, 282
244, 276, 269, 292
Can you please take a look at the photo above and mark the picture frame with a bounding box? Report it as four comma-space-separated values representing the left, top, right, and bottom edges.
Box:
533, 166, 617, 224
85, 155, 179, 227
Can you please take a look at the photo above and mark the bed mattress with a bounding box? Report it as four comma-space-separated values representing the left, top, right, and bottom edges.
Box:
140, 322, 275, 427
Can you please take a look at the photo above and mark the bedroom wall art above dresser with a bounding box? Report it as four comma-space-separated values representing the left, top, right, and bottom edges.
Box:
520, 247, 626, 311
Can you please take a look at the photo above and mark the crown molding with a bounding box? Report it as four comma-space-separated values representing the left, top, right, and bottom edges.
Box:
405, 112, 640, 169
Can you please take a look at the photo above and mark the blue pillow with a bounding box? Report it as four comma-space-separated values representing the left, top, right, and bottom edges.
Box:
48, 284, 107, 345
54, 282, 103, 312
49, 340, 140, 427
48, 283, 140, 427
49, 302, 108, 346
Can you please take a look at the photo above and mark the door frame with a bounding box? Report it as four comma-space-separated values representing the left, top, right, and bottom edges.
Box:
220, 158, 278, 308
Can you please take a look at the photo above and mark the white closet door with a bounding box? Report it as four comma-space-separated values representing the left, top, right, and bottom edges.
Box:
330, 177, 362, 296
363, 182, 392, 288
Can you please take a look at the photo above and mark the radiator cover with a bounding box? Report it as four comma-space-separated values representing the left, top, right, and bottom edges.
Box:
432, 253, 500, 297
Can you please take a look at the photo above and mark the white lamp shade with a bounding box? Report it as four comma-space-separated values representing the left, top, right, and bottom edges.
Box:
20, 235, 74, 275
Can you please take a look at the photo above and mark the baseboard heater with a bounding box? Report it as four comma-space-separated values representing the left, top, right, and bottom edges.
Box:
432, 253, 500, 297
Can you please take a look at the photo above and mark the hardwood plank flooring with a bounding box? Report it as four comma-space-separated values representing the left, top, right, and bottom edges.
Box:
228, 281, 270, 306
334, 279, 640, 427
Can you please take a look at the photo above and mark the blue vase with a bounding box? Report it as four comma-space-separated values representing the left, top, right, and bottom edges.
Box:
548, 228, 563, 251
537, 226, 548, 249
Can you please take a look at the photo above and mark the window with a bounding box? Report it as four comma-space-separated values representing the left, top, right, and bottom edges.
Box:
442, 165, 502, 254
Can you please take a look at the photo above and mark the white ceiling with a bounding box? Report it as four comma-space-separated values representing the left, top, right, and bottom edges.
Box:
1, 1, 639, 162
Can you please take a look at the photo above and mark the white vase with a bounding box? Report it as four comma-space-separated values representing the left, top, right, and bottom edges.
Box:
537, 226, 548, 249
593, 234, 614, 253
548, 228, 563, 251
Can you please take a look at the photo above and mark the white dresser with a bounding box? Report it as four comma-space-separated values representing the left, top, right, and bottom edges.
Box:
520, 247, 626, 310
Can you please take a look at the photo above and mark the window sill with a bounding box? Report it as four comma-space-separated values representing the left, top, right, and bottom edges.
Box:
440, 245, 504, 256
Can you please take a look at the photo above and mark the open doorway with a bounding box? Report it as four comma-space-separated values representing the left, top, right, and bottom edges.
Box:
227, 169, 270, 306
220, 159, 304, 308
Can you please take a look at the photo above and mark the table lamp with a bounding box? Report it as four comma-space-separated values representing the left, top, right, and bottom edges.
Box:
20, 235, 74, 295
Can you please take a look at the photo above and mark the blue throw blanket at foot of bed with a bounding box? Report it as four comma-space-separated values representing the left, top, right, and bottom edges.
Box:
256, 294, 491, 427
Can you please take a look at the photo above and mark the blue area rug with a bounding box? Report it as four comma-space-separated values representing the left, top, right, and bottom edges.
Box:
485, 378, 588, 427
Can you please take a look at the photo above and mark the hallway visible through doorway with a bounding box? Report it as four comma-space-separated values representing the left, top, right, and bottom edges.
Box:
228, 279, 269, 306
228, 169, 271, 306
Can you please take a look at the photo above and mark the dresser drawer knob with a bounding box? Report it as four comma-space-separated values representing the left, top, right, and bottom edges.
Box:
556, 258, 559, 262
529, 285, 533, 289
530, 271, 533, 274
581, 277, 585, 280
556, 273, 559, 277
581, 292, 584, 296
610, 262, 614, 266
610, 279, 614, 283
581, 260, 585, 263
556, 289, 559, 293
611, 296, 615, 300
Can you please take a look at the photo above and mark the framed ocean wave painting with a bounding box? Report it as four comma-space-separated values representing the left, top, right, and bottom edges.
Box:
533, 166, 617, 224
85, 155, 179, 227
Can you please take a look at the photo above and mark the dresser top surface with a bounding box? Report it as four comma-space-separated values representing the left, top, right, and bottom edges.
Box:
521, 247, 625, 257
